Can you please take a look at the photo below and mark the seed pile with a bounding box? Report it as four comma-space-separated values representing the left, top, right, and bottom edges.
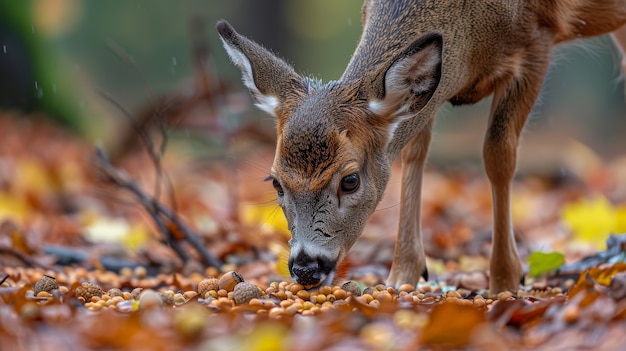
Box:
196, 273, 563, 317
7, 267, 565, 316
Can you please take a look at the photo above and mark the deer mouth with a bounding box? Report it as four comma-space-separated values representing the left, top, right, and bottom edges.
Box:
300, 270, 336, 290
289, 252, 337, 289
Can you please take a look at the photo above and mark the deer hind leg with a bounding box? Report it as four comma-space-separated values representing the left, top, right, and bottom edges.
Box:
611, 25, 626, 98
386, 119, 434, 288
483, 44, 552, 295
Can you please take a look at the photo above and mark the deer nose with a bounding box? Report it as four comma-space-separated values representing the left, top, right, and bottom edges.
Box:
289, 252, 334, 287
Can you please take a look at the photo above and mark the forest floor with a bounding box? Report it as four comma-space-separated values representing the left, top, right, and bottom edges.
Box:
1, 111, 626, 350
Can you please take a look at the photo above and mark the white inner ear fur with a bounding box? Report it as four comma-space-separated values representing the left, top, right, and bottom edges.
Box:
220, 38, 279, 117
252, 95, 279, 117
368, 44, 441, 139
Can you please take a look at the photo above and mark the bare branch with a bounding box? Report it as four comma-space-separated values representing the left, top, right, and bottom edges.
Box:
0, 246, 51, 270
93, 147, 222, 270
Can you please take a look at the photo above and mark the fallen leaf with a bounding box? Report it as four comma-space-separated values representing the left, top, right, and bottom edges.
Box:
609, 271, 626, 300
0, 193, 29, 224
240, 201, 290, 239
419, 301, 485, 347
589, 262, 626, 287
561, 195, 618, 249
241, 323, 289, 351
569, 263, 626, 298
527, 251, 565, 277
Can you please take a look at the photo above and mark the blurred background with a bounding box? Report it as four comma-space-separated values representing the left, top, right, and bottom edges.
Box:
1, 0, 625, 169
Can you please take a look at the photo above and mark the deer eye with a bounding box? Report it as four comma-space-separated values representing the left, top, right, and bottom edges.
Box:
272, 178, 284, 196
340, 173, 360, 194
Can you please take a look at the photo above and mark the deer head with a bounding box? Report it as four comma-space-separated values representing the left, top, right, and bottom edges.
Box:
217, 20, 442, 288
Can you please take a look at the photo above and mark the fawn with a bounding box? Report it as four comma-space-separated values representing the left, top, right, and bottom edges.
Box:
218, 0, 626, 294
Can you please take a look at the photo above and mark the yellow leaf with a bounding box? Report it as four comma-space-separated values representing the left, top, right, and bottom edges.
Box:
83, 216, 148, 251
615, 205, 626, 233
561, 195, 617, 249
240, 201, 290, 239
14, 158, 55, 195
0, 193, 29, 223
121, 223, 149, 252
242, 323, 288, 351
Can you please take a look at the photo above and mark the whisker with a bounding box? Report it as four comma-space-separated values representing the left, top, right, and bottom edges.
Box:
375, 201, 402, 212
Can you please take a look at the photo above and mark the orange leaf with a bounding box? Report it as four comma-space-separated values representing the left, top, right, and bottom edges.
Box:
569, 263, 626, 298
419, 301, 486, 347
590, 262, 626, 286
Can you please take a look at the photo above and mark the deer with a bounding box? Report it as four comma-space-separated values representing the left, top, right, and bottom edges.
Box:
217, 0, 626, 294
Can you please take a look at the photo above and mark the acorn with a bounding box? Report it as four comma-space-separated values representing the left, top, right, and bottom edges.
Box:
74, 282, 103, 301
342, 281, 362, 296
173, 293, 186, 305
233, 282, 261, 304
107, 288, 124, 298
159, 292, 176, 305
362, 287, 376, 296
33, 274, 59, 295
198, 277, 220, 297
131, 288, 143, 300
218, 271, 244, 292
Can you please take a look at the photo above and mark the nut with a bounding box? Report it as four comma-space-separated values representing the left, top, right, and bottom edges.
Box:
160, 292, 176, 305
333, 289, 347, 300
341, 281, 362, 296
398, 284, 415, 293
134, 266, 148, 279
131, 288, 143, 300
74, 282, 103, 301
218, 271, 244, 292
198, 277, 220, 297
233, 282, 261, 304
33, 274, 59, 295
107, 288, 124, 298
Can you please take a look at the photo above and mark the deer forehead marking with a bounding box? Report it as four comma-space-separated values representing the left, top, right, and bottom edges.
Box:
274, 83, 375, 192
277, 121, 342, 192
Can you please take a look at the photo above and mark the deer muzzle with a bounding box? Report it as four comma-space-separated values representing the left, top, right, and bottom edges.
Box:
288, 250, 336, 289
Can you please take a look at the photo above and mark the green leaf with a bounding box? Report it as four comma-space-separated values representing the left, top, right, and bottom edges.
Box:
527, 251, 565, 278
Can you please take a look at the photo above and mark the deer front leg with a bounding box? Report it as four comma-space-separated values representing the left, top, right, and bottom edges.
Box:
484, 47, 551, 294
386, 119, 433, 288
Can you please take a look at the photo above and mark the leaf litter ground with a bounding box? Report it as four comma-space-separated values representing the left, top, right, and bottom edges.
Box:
1, 113, 626, 350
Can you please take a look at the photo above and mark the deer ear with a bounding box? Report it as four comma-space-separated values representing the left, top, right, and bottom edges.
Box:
216, 20, 307, 118
367, 32, 443, 133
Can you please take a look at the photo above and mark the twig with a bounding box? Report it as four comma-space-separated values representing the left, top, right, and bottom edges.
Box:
98, 91, 205, 267
0, 246, 51, 270
99, 91, 159, 160
100, 39, 177, 207
94, 147, 222, 269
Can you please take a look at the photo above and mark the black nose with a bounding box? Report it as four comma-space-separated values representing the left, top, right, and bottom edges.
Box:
289, 252, 333, 287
